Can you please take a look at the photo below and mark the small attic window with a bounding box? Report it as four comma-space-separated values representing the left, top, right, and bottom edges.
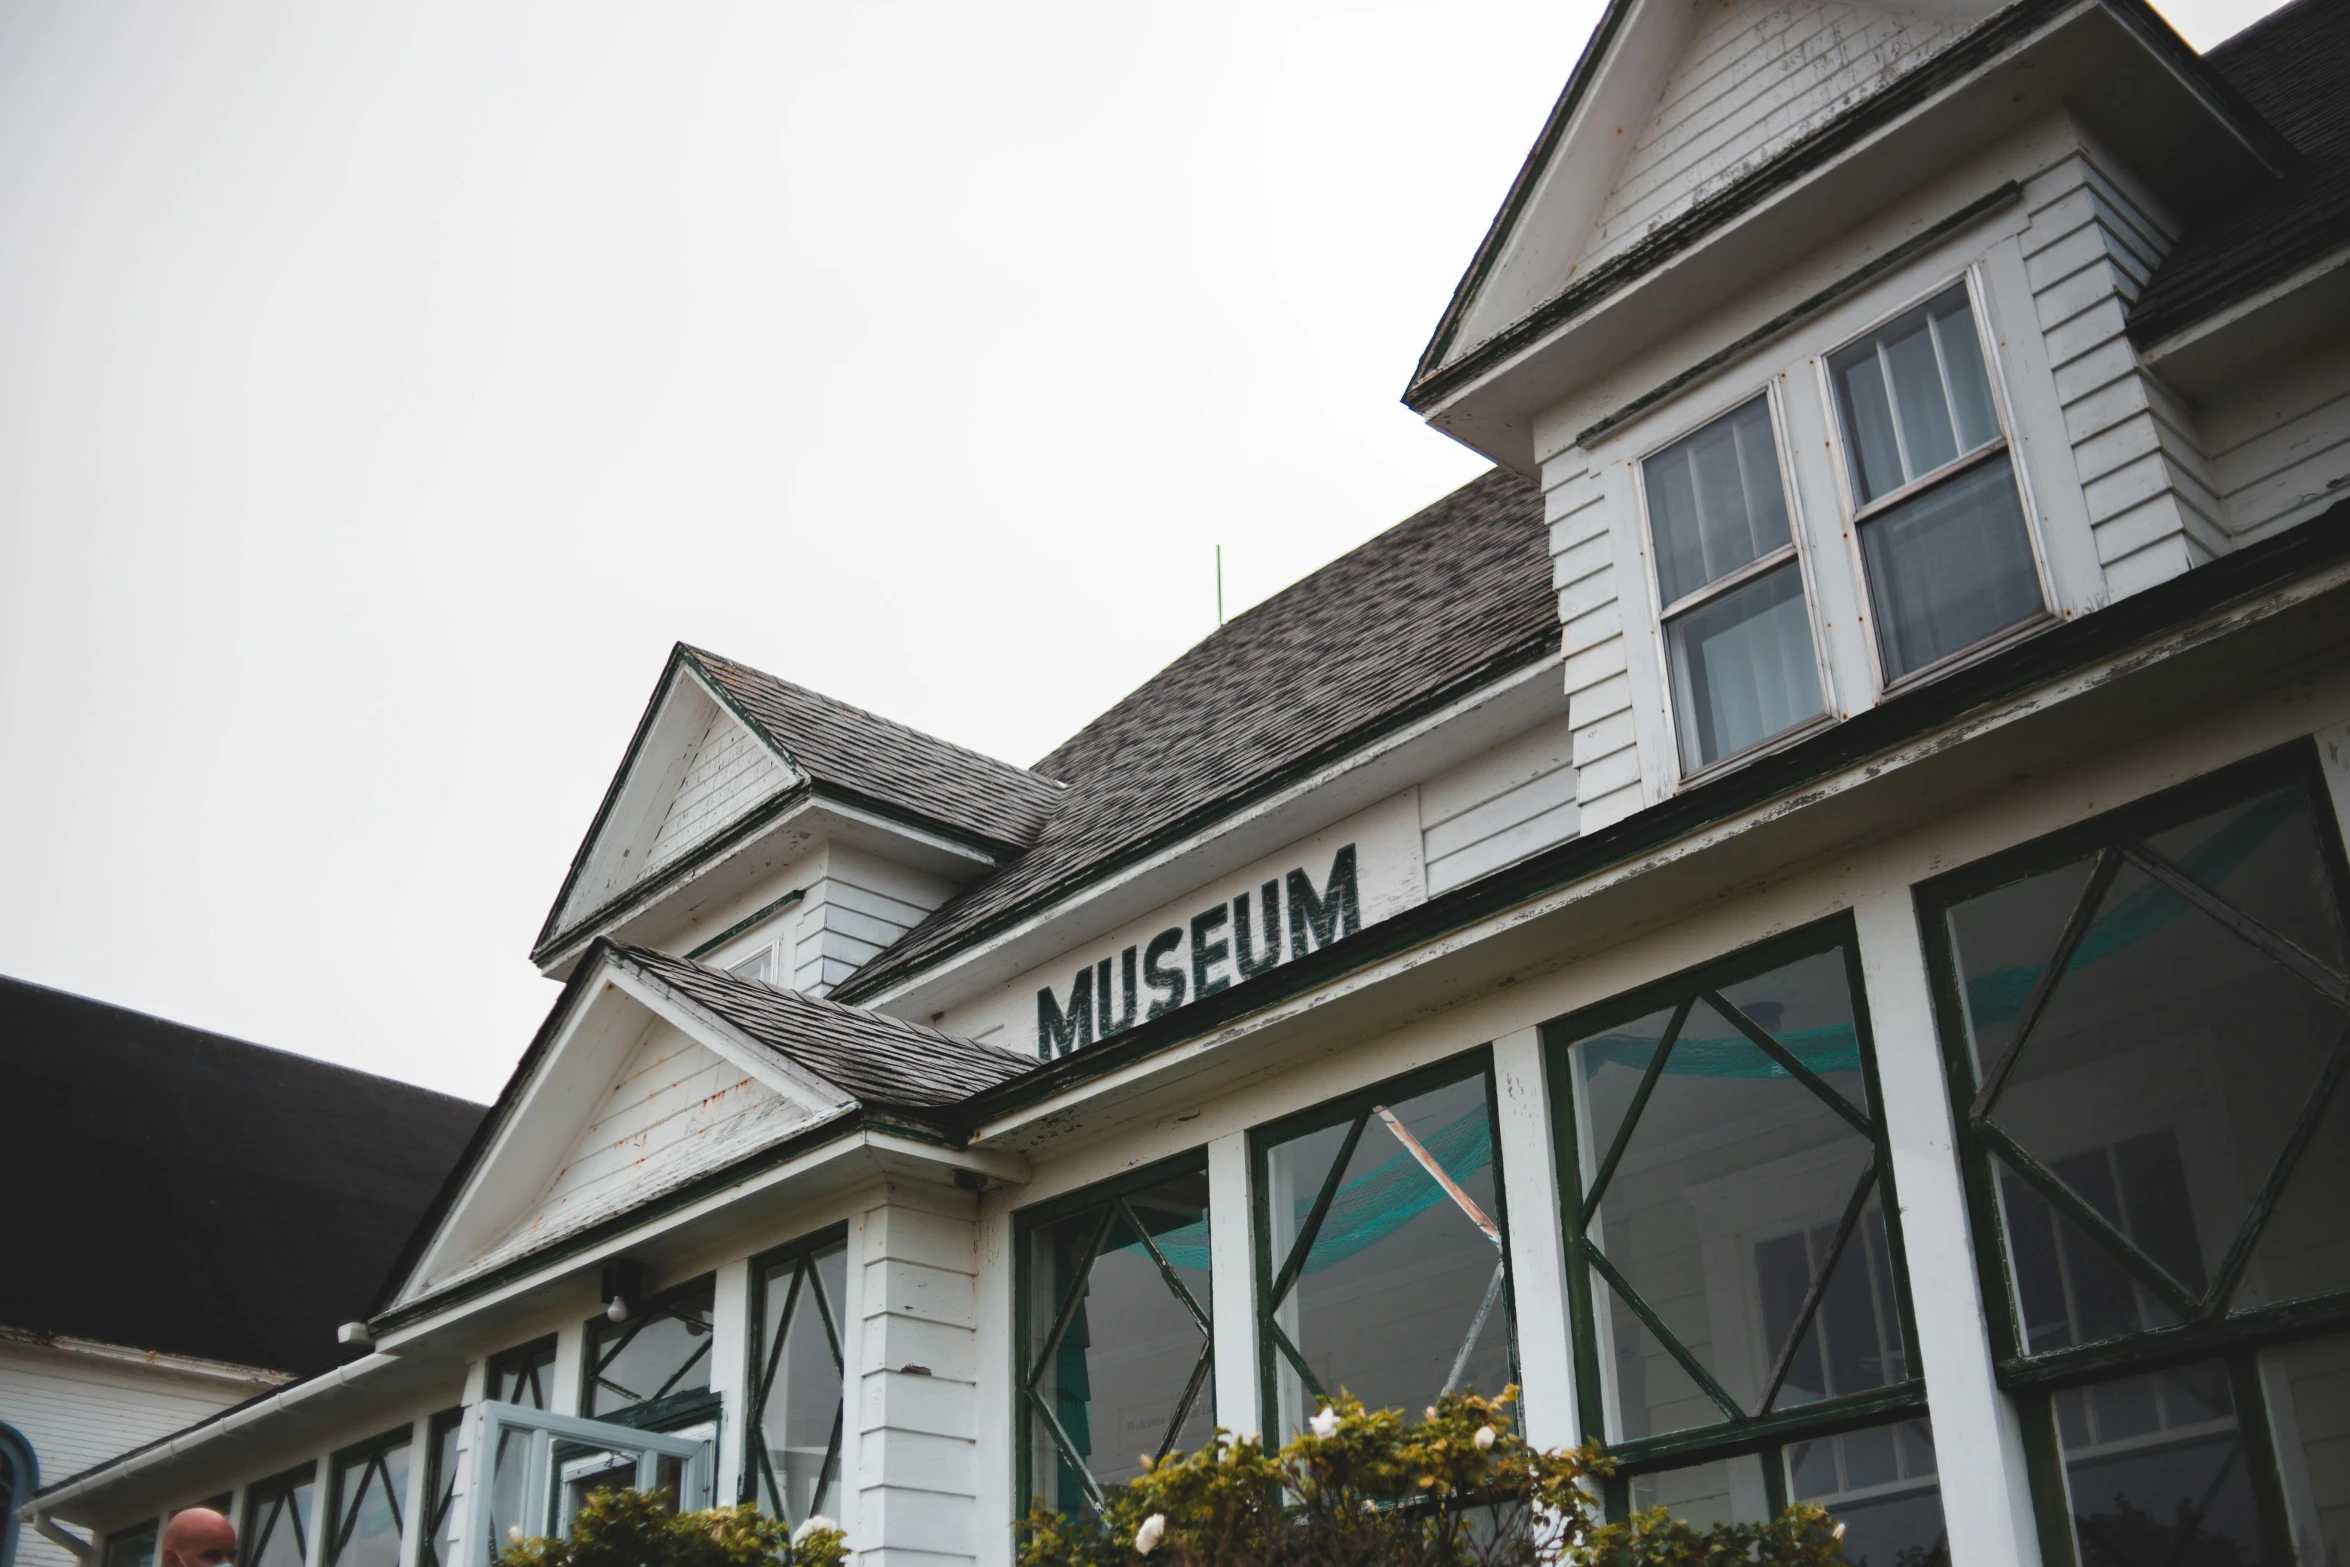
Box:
730, 947, 777, 986
1825, 280, 2045, 682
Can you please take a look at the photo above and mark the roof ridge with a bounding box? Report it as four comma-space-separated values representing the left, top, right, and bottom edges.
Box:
681, 645, 1069, 792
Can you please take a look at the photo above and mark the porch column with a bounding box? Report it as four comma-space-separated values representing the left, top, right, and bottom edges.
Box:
853, 1183, 982, 1567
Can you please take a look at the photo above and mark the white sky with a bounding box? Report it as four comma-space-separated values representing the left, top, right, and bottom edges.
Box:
0, 0, 2280, 1104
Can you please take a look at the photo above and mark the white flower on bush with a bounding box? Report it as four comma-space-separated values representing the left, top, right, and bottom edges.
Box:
506, 1529, 524, 1546
1309, 1406, 1340, 1439
1474, 1425, 1497, 1451
1134, 1513, 1167, 1556
1833, 1523, 1847, 1542
792, 1516, 839, 1546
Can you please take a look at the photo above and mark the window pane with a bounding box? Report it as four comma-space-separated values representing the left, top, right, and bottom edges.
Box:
1025, 1168, 1213, 1515
1932, 293, 2000, 453
2259, 1331, 2349, 1567
588, 1282, 715, 1417
1569, 946, 1890, 1441
1784, 1418, 1947, 1567
489, 1340, 555, 1409
729, 948, 775, 985
1646, 397, 1792, 604
1860, 456, 2040, 679
1883, 315, 1958, 479
1833, 348, 1906, 504
1667, 561, 1823, 768
755, 1240, 848, 1526
1944, 778, 2350, 1341
1627, 1451, 1771, 1528
1264, 1071, 1511, 1437
2052, 1362, 2258, 1567
103, 1525, 156, 1567
245, 1474, 315, 1567
421, 1412, 461, 1567
1830, 283, 2001, 505
330, 1441, 410, 1567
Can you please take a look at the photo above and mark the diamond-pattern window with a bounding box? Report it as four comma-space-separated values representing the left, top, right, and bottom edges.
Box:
1019, 1159, 1213, 1518
745, 1232, 847, 1527
1256, 1058, 1515, 1440
327, 1429, 411, 1567
242, 1464, 316, 1567
419, 1408, 463, 1567
586, 1279, 716, 1420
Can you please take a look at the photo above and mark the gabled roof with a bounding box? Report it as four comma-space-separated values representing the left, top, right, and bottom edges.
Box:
0, 974, 482, 1377
2129, 0, 2350, 343
533, 645, 1063, 965
835, 467, 1554, 1002
613, 944, 1035, 1106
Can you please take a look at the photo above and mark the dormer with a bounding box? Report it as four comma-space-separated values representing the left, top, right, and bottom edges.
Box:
531, 645, 1064, 991
1408, 0, 2347, 836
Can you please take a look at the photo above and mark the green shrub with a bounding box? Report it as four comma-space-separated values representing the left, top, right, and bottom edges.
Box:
500, 1489, 844, 1567
1017, 1389, 1848, 1567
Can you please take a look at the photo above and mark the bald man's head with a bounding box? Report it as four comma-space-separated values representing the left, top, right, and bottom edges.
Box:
162, 1509, 237, 1567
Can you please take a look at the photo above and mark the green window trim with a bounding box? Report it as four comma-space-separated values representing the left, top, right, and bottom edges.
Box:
582, 1277, 718, 1427
1249, 1049, 1520, 1436
488, 1337, 558, 1410
325, 1425, 413, 1567
1917, 740, 2350, 1567
1541, 914, 1928, 1518
241, 1462, 318, 1567
418, 1408, 463, 1567
1016, 1148, 1216, 1517
741, 1223, 850, 1525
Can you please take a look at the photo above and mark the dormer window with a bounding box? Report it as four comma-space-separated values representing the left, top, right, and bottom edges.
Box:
1825, 281, 2045, 683
1642, 394, 1826, 772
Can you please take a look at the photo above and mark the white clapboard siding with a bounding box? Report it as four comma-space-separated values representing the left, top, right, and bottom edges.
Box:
790, 854, 952, 997
2207, 357, 2350, 541
644, 707, 793, 877
1550, 456, 1645, 833
1421, 714, 1581, 894
1583, 0, 1966, 272
464, 1022, 814, 1283
0, 1346, 265, 1567
855, 1190, 982, 1567
2019, 154, 2223, 599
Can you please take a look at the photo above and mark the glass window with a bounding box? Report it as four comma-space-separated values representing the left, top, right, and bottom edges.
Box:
1546, 921, 1948, 1564
418, 1409, 462, 1567
747, 1232, 848, 1527
586, 1279, 716, 1420
1922, 746, 2350, 1567
1643, 396, 1825, 770
327, 1430, 410, 1567
241, 1467, 315, 1567
1258, 1057, 1514, 1439
1020, 1157, 1213, 1518
1826, 281, 2042, 681
729, 947, 776, 986
101, 1524, 157, 1567
485, 1338, 555, 1551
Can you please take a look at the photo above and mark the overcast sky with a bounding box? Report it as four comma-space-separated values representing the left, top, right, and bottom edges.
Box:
0, 0, 2276, 1104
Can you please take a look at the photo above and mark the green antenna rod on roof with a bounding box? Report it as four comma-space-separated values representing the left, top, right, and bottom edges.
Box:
1216, 545, 1225, 627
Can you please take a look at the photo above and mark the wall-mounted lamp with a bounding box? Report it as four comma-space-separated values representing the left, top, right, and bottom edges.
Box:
600, 1259, 644, 1326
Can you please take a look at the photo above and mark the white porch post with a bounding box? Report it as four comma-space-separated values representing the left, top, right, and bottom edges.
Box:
1491, 1026, 1580, 1449
709, 1258, 754, 1506
1852, 887, 2042, 1567
1206, 1131, 1261, 1442
853, 1183, 982, 1567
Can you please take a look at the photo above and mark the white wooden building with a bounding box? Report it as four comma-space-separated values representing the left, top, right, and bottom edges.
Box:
25, 0, 2350, 1563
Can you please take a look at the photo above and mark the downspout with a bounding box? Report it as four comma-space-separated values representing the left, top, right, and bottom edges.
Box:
30, 1514, 95, 1564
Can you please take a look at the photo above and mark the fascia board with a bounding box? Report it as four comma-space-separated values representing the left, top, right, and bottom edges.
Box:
600, 957, 855, 1118
840, 651, 1565, 1021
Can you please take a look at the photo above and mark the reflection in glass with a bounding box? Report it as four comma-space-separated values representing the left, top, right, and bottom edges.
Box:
1024, 1168, 1213, 1517
752, 1239, 848, 1527
1569, 943, 1891, 1442
2257, 1331, 2350, 1566
588, 1281, 716, 1418
1858, 457, 2040, 679
1263, 1070, 1512, 1439
1647, 397, 1793, 605
328, 1436, 411, 1567
1945, 782, 2350, 1334
1628, 1452, 1770, 1530
1785, 1419, 1947, 1567
2053, 1362, 2257, 1567
243, 1471, 316, 1567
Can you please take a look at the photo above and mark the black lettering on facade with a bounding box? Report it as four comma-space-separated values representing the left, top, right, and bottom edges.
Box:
1190, 904, 1231, 1000
1143, 927, 1188, 1019
1035, 965, 1095, 1060
1286, 844, 1362, 960
1097, 945, 1139, 1037
1233, 880, 1282, 980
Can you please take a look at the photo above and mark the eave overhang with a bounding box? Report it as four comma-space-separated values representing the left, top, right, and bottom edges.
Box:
1407, 0, 2295, 474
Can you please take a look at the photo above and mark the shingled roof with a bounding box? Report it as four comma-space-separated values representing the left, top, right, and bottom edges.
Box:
835, 466, 1553, 1001
684, 646, 1066, 851
613, 944, 1035, 1108
0, 975, 483, 1378
2129, 0, 2350, 343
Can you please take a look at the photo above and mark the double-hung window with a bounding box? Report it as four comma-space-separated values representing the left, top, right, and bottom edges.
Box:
1826, 279, 2044, 682
1642, 395, 1825, 773
1545, 919, 1949, 1566
1921, 744, 2350, 1567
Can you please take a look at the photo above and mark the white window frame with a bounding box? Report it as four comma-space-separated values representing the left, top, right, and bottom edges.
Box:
1632, 378, 1837, 787
1811, 265, 2057, 698
464, 1403, 712, 1567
